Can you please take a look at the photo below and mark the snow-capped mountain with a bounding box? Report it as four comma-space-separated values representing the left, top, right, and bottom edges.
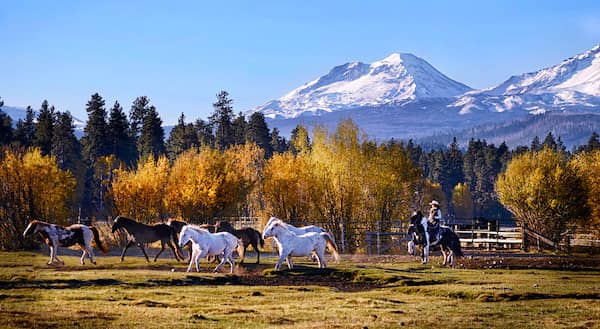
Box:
255, 53, 472, 119
1, 105, 86, 133
451, 45, 600, 114
252, 45, 600, 143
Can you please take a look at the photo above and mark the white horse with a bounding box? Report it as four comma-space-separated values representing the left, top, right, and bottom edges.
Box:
262, 219, 340, 270
407, 211, 463, 266
177, 225, 241, 273
23, 220, 108, 265
265, 216, 327, 236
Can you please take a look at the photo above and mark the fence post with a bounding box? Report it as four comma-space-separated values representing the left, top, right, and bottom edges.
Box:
366, 232, 371, 255
376, 221, 381, 255
521, 224, 529, 252
339, 222, 346, 254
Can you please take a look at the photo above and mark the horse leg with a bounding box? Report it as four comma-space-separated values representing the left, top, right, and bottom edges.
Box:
316, 249, 326, 268
274, 252, 288, 270
227, 251, 235, 274
423, 244, 430, 264
80, 247, 87, 265
239, 245, 246, 265
186, 242, 193, 263
153, 242, 165, 262
187, 248, 198, 272
441, 247, 448, 266
120, 240, 134, 262
214, 250, 229, 273
196, 249, 207, 272
166, 240, 181, 262
286, 256, 294, 270
253, 241, 260, 264
448, 249, 454, 267
48, 246, 54, 265
86, 244, 96, 265
137, 243, 150, 263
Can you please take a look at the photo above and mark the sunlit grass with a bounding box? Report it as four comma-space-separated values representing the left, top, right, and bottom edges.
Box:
0, 251, 599, 328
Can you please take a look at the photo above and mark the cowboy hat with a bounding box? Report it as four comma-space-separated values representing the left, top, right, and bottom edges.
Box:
429, 200, 440, 206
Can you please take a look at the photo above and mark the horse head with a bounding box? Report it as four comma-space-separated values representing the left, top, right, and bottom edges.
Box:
262, 219, 283, 240
215, 220, 233, 233
23, 220, 42, 237
178, 226, 193, 248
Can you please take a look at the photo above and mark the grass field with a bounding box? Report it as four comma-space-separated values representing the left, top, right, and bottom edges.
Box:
0, 251, 599, 328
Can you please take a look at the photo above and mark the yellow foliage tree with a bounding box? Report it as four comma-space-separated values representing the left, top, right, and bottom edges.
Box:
164, 144, 264, 221
112, 155, 170, 223
452, 182, 474, 220
0, 148, 75, 250
496, 148, 588, 244
570, 151, 600, 237
262, 152, 312, 221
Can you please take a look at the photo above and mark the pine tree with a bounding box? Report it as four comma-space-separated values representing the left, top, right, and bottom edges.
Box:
108, 101, 136, 165
129, 96, 150, 141
81, 93, 110, 163
13, 106, 36, 148
33, 100, 55, 155
530, 135, 541, 152
270, 127, 288, 154
577, 132, 600, 153
138, 106, 165, 159
542, 132, 557, 151
246, 112, 272, 158
166, 113, 199, 161
0, 97, 12, 146
52, 111, 82, 171
195, 119, 215, 147
232, 112, 247, 145
209, 91, 234, 150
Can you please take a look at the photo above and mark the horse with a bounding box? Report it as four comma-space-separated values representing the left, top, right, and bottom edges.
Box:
111, 216, 183, 263
262, 218, 340, 270
177, 225, 241, 273
23, 220, 108, 265
407, 211, 463, 266
167, 219, 219, 263
215, 220, 264, 264
265, 216, 327, 236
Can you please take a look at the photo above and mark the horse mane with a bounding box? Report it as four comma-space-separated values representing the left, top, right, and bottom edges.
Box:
185, 225, 211, 234
29, 220, 51, 227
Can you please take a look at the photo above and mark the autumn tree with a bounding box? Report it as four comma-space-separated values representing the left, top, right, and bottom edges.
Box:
570, 150, 600, 238
452, 182, 474, 220
0, 148, 75, 250
496, 148, 588, 245
111, 155, 170, 222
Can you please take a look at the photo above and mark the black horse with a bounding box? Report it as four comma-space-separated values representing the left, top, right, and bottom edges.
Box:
215, 220, 264, 264
111, 216, 183, 263
407, 211, 463, 266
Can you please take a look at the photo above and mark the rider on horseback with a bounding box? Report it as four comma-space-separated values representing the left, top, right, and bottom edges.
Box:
427, 200, 442, 244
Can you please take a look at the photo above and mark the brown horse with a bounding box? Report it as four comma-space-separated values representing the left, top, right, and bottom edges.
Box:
23, 220, 108, 265
215, 220, 264, 264
111, 216, 183, 263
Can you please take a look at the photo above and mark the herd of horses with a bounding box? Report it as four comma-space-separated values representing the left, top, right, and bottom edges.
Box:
22, 213, 463, 272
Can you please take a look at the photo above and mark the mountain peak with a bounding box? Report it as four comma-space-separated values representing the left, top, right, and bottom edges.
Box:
255, 53, 472, 119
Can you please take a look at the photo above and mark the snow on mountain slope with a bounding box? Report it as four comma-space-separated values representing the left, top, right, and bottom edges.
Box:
484, 44, 600, 96
451, 45, 600, 115
255, 53, 472, 119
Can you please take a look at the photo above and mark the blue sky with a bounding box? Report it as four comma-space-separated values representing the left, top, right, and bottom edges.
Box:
1, 1, 599, 124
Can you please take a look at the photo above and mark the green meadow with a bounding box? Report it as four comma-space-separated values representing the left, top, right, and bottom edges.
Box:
0, 251, 598, 328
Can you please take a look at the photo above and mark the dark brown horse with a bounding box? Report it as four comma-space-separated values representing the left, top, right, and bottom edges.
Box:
111, 216, 183, 263
215, 220, 264, 264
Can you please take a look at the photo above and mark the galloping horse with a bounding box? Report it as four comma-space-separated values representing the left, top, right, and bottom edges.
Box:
265, 216, 328, 236
407, 211, 463, 266
23, 220, 108, 265
215, 220, 264, 264
111, 216, 183, 263
262, 219, 339, 270
177, 225, 241, 273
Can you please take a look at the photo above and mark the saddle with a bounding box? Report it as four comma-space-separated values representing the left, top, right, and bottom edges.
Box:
427, 222, 441, 245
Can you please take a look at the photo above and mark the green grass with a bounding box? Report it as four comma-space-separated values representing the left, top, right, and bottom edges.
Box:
0, 251, 599, 328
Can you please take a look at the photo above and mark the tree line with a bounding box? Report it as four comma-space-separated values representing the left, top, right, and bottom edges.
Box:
2, 94, 600, 250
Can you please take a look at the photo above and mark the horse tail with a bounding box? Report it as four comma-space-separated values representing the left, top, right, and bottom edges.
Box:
322, 232, 340, 262
90, 226, 108, 254
451, 230, 463, 257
